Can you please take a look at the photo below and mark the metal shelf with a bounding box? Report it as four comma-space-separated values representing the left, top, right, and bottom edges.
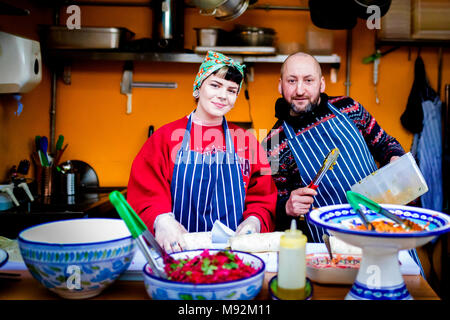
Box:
45, 49, 341, 65
376, 38, 450, 48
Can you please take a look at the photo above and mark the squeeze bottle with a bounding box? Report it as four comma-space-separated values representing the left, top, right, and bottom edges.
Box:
277, 219, 307, 300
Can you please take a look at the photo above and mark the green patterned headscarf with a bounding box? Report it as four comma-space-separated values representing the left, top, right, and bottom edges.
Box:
193, 51, 245, 97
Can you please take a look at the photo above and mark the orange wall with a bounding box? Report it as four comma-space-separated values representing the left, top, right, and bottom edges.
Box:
1, 0, 449, 187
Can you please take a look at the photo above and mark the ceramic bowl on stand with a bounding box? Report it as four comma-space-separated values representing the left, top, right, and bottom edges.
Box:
308, 204, 450, 300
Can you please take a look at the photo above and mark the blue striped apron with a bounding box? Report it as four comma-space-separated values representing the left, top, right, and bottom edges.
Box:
282, 102, 424, 276
283, 102, 378, 242
170, 114, 246, 232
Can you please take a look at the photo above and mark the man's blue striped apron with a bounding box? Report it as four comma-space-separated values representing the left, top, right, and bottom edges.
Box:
282, 102, 424, 275
170, 114, 246, 232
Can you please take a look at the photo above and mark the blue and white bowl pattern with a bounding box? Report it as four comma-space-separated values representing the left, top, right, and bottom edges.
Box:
348, 280, 411, 300
143, 250, 265, 300
308, 204, 450, 238
18, 219, 136, 299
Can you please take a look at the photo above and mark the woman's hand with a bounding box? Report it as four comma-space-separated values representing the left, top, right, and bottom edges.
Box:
236, 216, 261, 235
285, 187, 317, 217
154, 213, 187, 253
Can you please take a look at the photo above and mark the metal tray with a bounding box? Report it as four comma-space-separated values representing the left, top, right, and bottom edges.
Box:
41, 26, 135, 49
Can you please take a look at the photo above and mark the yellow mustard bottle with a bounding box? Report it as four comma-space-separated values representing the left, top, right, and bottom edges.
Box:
277, 219, 307, 300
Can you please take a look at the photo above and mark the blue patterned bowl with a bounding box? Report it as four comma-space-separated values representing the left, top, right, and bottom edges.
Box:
308, 204, 450, 300
18, 218, 136, 299
143, 249, 265, 300
308, 204, 450, 249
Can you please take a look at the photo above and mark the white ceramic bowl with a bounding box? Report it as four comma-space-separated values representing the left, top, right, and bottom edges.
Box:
143, 249, 265, 300
18, 218, 136, 299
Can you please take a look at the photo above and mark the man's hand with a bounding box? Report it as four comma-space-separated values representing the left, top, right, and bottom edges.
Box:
154, 213, 187, 253
389, 156, 401, 163
285, 187, 317, 217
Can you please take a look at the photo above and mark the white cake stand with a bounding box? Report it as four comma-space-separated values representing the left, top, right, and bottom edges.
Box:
308, 204, 450, 300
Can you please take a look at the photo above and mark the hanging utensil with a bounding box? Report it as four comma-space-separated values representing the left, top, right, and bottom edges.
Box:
109, 190, 175, 279
307, 147, 340, 190
120, 63, 133, 115
373, 54, 380, 104
346, 191, 413, 231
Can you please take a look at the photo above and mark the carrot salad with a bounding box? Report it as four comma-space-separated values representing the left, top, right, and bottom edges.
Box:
351, 219, 427, 233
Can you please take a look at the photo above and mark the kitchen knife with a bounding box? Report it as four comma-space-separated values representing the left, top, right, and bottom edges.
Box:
307, 148, 340, 190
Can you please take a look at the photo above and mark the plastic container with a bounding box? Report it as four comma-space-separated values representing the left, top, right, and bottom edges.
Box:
350, 152, 428, 205
277, 220, 307, 300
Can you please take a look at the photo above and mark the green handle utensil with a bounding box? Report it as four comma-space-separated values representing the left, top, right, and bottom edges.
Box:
109, 190, 170, 278
346, 191, 375, 231
346, 191, 411, 230
56, 135, 64, 151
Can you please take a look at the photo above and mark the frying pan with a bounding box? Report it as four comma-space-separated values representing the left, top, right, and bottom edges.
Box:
309, 0, 357, 30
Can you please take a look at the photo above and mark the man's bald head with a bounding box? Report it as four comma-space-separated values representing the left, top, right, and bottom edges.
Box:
280, 52, 322, 79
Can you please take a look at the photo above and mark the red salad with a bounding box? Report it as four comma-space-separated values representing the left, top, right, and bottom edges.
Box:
164, 249, 260, 284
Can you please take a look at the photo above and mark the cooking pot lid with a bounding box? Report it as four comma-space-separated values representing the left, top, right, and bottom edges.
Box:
309, 0, 357, 30
191, 0, 228, 10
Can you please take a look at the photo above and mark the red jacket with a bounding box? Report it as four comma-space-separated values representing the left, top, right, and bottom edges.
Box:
127, 116, 277, 233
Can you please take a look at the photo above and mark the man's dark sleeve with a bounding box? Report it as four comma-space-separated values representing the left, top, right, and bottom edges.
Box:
350, 101, 405, 166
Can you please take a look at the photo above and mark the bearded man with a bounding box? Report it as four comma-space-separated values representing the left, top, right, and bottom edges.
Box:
264, 52, 405, 240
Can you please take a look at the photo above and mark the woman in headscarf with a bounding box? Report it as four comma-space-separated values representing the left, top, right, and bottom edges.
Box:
127, 51, 277, 252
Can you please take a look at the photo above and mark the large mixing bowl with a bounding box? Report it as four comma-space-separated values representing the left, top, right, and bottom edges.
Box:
143, 249, 265, 300
18, 218, 136, 299
308, 204, 450, 300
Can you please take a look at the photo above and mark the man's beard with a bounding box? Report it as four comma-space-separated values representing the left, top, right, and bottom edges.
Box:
281, 88, 320, 116
290, 101, 317, 115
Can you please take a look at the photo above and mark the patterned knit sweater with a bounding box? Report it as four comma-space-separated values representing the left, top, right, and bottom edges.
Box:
263, 93, 405, 231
